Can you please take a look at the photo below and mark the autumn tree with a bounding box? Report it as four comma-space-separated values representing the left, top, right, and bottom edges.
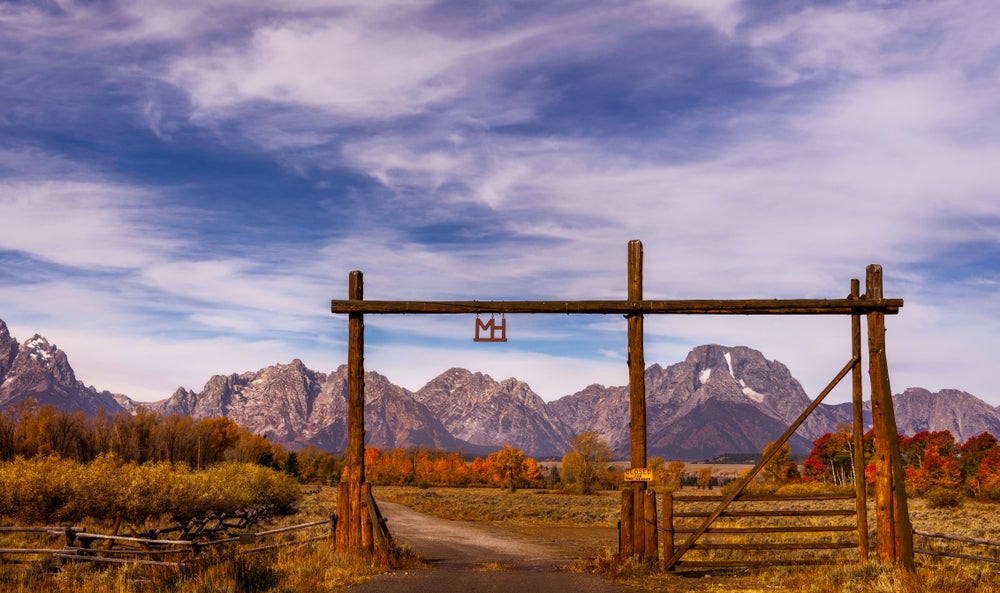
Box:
14, 402, 56, 458
902, 431, 962, 495
194, 417, 244, 468
470, 456, 490, 485
0, 409, 14, 461
696, 467, 713, 490
366, 447, 415, 485
977, 447, 1000, 499
649, 456, 666, 486
151, 413, 196, 464
761, 441, 792, 486
561, 431, 612, 495
486, 445, 531, 492
432, 451, 471, 486
960, 432, 998, 495
665, 461, 686, 491
648, 456, 684, 490
296, 446, 341, 485
227, 432, 274, 465
804, 429, 853, 485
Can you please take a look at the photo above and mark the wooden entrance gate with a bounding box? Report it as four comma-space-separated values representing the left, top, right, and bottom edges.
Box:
663, 492, 860, 569
329, 240, 912, 570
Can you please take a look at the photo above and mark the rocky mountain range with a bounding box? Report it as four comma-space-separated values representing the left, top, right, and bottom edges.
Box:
2, 317, 998, 459
550, 345, 854, 459
0, 321, 128, 416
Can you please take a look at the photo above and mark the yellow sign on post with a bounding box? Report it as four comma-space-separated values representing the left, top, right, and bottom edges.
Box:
624, 467, 653, 482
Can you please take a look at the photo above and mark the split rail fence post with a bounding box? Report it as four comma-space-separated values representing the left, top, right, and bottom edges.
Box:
866, 265, 914, 570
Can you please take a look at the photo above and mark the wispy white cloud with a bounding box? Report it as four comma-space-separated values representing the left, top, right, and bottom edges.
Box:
0, 181, 182, 269
169, 14, 470, 119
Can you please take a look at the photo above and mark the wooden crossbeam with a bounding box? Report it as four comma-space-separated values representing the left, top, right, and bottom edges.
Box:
330, 297, 902, 316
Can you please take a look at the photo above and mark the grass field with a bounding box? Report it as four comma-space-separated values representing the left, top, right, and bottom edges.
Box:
376, 485, 621, 526
4, 483, 1000, 592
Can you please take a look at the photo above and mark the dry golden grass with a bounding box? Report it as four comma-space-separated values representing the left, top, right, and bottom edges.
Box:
0, 486, 392, 593
375, 485, 621, 526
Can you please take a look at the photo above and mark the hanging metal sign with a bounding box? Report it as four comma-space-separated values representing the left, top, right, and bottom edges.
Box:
474, 314, 507, 342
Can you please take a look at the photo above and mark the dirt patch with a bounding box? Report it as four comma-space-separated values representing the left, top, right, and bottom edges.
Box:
344, 500, 627, 593
377, 500, 616, 570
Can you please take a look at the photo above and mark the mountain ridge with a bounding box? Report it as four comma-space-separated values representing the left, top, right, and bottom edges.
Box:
1, 318, 996, 459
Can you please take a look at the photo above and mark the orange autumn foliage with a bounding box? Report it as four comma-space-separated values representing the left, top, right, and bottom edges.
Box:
364, 445, 543, 488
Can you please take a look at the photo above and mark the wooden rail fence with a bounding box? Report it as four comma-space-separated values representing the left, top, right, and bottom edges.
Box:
663, 492, 860, 570
914, 530, 1000, 565
0, 513, 336, 570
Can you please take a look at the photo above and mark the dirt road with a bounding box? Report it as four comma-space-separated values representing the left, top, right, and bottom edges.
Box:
346, 501, 626, 593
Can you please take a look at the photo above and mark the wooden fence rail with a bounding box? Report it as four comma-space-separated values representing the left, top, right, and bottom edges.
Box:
914, 530, 1000, 565
664, 492, 859, 570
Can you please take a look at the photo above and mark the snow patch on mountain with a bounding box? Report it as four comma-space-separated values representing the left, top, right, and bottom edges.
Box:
740, 381, 765, 402
25, 336, 52, 362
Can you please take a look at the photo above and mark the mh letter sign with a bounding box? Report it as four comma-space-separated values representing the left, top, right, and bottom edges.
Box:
624, 467, 653, 482
474, 314, 507, 342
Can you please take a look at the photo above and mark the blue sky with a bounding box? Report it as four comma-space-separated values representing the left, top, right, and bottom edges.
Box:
2, 0, 999, 405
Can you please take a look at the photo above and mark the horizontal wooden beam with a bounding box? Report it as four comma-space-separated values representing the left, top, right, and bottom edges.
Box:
674, 526, 857, 534
691, 541, 857, 551
675, 509, 856, 518
673, 559, 847, 568
331, 298, 902, 316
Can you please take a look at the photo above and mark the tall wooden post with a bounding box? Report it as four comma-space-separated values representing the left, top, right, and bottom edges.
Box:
625, 240, 654, 561
866, 265, 914, 570
850, 279, 870, 561
342, 270, 367, 551
628, 240, 646, 471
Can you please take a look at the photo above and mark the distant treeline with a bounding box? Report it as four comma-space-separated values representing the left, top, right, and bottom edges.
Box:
364, 444, 549, 490
0, 403, 342, 484
804, 427, 1000, 502
0, 403, 622, 492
